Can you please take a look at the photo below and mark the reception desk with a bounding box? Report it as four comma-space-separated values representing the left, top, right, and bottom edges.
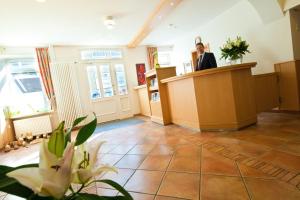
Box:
161, 62, 257, 131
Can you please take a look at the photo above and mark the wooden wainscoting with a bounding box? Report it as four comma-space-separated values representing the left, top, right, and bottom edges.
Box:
254, 72, 280, 113
275, 60, 300, 111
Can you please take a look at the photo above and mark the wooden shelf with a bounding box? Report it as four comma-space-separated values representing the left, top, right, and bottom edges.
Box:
149, 86, 159, 91
145, 67, 177, 125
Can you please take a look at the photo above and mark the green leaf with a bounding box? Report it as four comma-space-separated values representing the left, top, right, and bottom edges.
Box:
64, 116, 88, 147
88, 180, 133, 200
75, 193, 128, 200
75, 115, 97, 146
73, 116, 88, 128
48, 121, 65, 157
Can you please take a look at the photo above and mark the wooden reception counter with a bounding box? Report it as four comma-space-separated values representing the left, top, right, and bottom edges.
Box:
161, 62, 257, 131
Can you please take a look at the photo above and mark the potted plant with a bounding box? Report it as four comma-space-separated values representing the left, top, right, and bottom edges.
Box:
220, 36, 250, 64
0, 114, 133, 200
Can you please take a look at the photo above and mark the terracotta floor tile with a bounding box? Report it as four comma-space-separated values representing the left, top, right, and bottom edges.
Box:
150, 145, 175, 155
260, 150, 300, 171
98, 144, 119, 153
245, 177, 300, 200
98, 154, 124, 166
202, 149, 239, 176
109, 144, 135, 154
277, 140, 300, 155
174, 145, 201, 157
1, 112, 300, 200
158, 172, 200, 200
201, 175, 249, 200
128, 144, 156, 155
168, 156, 200, 173
227, 142, 271, 157
237, 163, 274, 179
96, 188, 118, 196
139, 155, 172, 171
97, 168, 135, 189
115, 155, 146, 169
155, 196, 188, 200
129, 192, 155, 200
125, 170, 164, 194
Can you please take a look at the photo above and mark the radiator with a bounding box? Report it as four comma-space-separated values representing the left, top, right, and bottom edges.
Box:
13, 115, 52, 138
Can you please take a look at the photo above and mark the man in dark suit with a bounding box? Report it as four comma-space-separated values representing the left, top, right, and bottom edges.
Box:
195, 42, 217, 71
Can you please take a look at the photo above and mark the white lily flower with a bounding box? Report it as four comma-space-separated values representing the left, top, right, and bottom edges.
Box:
7, 141, 74, 199
72, 141, 117, 184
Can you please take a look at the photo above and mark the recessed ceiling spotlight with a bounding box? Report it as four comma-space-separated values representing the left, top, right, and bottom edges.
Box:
170, 2, 174, 6
36, 0, 46, 3
104, 16, 116, 29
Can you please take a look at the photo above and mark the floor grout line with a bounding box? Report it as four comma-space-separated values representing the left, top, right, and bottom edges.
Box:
235, 161, 253, 200
199, 145, 203, 200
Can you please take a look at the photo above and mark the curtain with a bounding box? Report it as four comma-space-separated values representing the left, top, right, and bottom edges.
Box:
36, 48, 56, 109
147, 47, 158, 70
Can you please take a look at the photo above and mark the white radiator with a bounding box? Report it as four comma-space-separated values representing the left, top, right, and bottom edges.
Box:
13, 115, 52, 138
50, 63, 83, 128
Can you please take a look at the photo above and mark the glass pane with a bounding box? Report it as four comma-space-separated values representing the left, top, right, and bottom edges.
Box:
81, 49, 122, 60
86, 66, 101, 99
115, 64, 128, 95
99, 64, 114, 97
0, 58, 49, 116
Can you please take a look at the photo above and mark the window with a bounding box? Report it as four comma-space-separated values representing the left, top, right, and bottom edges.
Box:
99, 64, 114, 97
0, 58, 49, 116
115, 64, 128, 95
81, 49, 122, 60
86, 66, 101, 99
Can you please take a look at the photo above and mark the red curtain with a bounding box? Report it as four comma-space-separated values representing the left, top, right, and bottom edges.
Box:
36, 48, 55, 108
147, 47, 158, 70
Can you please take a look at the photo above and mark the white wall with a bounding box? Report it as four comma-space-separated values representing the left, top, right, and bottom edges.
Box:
171, 0, 294, 75
51, 45, 149, 116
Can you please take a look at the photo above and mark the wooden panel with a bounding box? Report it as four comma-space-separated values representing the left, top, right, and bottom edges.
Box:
150, 101, 163, 120
194, 71, 238, 129
167, 78, 200, 129
231, 69, 257, 126
253, 73, 280, 113
275, 60, 300, 111
135, 85, 151, 116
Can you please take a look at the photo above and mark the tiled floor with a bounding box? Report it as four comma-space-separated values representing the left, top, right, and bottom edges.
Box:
1, 112, 300, 199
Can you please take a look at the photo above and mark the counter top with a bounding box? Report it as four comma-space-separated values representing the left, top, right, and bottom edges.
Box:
161, 62, 257, 83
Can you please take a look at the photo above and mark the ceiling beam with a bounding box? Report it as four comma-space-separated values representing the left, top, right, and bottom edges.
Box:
127, 0, 182, 48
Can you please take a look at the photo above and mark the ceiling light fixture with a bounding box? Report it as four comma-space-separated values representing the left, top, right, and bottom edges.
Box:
170, 2, 174, 6
104, 16, 116, 29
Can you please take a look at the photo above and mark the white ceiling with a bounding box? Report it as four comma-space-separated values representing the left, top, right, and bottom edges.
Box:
0, 0, 241, 47
142, 0, 241, 45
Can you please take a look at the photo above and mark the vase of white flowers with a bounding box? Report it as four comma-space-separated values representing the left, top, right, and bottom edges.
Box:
0, 114, 133, 200
220, 36, 250, 64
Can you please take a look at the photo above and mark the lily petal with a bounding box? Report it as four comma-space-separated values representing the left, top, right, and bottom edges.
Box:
7, 168, 43, 195
88, 141, 106, 166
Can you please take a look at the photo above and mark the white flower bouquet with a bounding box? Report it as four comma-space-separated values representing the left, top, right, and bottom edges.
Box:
220, 36, 250, 62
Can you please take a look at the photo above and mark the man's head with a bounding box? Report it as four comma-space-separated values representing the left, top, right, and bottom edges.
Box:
196, 42, 205, 55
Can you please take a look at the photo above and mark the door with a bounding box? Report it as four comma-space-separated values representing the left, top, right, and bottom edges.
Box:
79, 62, 131, 123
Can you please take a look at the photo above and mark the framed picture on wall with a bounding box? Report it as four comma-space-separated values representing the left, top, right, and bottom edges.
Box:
136, 63, 146, 85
